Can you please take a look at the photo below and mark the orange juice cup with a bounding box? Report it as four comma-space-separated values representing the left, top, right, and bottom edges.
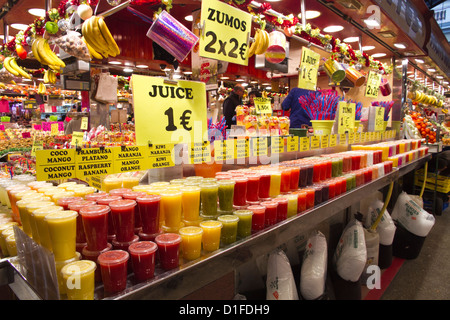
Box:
45, 210, 78, 261
61, 260, 97, 300
179, 226, 203, 261
199, 220, 222, 252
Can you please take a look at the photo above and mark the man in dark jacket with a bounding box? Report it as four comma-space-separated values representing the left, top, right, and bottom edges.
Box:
223, 85, 244, 129
281, 87, 312, 128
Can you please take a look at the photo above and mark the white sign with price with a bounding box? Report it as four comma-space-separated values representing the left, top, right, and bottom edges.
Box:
199, 0, 252, 66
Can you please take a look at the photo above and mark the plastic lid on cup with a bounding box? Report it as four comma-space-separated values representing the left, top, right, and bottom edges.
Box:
57, 182, 78, 189
217, 215, 240, 224
44, 210, 78, 222
178, 226, 203, 236
136, 194, 161, 203
248, 205, 267, 213
32, 205, 64, 218
97, 250, 129, 267
160, 189, 182, 197
122, 191, 147, 200
128, 241, 158, 255
79, 205, 110, 218
0, 222, 18, 232
56, 196, 83, 207
199, 220, 223, 229
108, 199, 136, 210
180, 186, 201, 193
25, 201, 55, 212
84, 192, 109, 202
96, 195, 122, 205
61, 260, 97, 277
68, 200, 96, 212
199, 183, 218, 190
109, 188, 132, 196
155, 233, 182, 246
273, 197, 288, 204
216, 179, 235, 186
233, 210, 253, 218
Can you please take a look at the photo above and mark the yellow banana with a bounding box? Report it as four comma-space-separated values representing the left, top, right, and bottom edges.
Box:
43, 40, 65, 68
247, 29, 259, 58
82, 36, 103, 60
3, 57, 19, 76
32, 38, 44, 64
36, 38, 54, 66
97, 17, 120, 56
84, 17, 110, 57
91, 16, 115, 56
260, 30, 270, 53
9, 58, 31, 79
255, 28, 266, 55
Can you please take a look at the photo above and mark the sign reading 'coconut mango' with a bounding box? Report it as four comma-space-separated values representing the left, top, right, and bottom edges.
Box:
36, 149, 76, 181
132, 75, 208, 147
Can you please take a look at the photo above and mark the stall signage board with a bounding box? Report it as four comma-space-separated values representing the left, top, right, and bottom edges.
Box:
320, 135, 329, 149
374, 107, 384, 131
298, 47, 320, 91
75, 148, 115, 180
300, 137, 309, 151
310, 136, 320, 150
339, 134, 347, 145
113, 146, 149, 174
254, 97, 273, 114
251, 137, 268, 157
199, 0, 252, 66
365, 71, 382, 98
148, 144, 175, 169
271, 136, 284, 154
329, 134, 337, 147
189, 141, 211, 164
287, 136, 299, 152
36, 149, 76, 181
132, 75, 208, 147
214, 139, 235, 161
337, 101, 355, 134
235, 138, 249, 159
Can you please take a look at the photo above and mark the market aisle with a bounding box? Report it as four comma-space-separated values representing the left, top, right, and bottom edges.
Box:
380, 207, 450, 300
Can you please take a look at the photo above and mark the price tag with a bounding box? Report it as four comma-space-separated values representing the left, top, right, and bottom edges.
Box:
190, 141, 211, 164
71, 131, 84, 146
251, 137, 268, 157
348, 132, 355, 144
254, 97, 273, 114
339, 133, 347, 145
0, 125, 4, 131
271, 136, 284, 154
132, 75, 208, 146
300, 137, 310, 151
148, 143, 175, 168
84, 175, 103, 190
75, 147, 116, 180
298, 47, 320, 91
329, 134, 337, 147
365, 71, 382, 98
200, 0, 252, 66
354, 132, 361, 143
287, 136, 299, 152
338, 101, 355, 134
36, 149, 76, 181
80, 117, 89, 130
31, 140, 43, 157
33, 124, 42, 131
51, 123, 59, 136
374, 107, 384, 131
214, 139, 235, 161
235, 138, 249, 159
320, 135, 329, 149
310, 136, 320, 150
113, 146, 149, 174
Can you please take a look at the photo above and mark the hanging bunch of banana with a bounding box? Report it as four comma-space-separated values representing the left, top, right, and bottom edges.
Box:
247, 28, 270, 58
31, 37, 66, 72
43, 69, 57, 84
82, 15, 120, 59
38, 82, 47, 95
3, 57, 32, 79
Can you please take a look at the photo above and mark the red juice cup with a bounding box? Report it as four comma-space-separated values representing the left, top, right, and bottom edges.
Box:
298, 165, 307, 188
57, 196, 83, 210
293, 191, 307, 213
233, 177, 248, 206
109, 188, 132, 197
339, 177, 347, 194
109, 199, 136, 243
123, 191, 147, 233
355, 170, 364, 187
248, 205, 265, 232
136, 195, 161, 240
79, 205, 110, 251
303, 188, 315, 209
155, 233, 181, 270
97, 195, 122, 241
84, 192, 109, 202
280, 169, 291, 194
273, 198, 288, 222
258, 172, 271, 199
129, 241, 158, 283
312, 163, 321, 183
319, 161, 327, 181
327, 180, 336, 199
325, 160, 332, 179
98, 250, 129, 293
289, 166, 300, 191
69, 200, 96, 245
82, 243, 112, 282
245, 174, 260, 202
260, 201, 278, 227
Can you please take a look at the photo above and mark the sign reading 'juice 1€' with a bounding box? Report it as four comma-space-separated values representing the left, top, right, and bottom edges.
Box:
200, 0, 252, 66
132, 75, 208, 147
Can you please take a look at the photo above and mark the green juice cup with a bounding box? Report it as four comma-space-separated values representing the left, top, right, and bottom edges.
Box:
233, 210, 253, 238
200, 183, 219, 219
217, 180, 235, 212
217, 215, 239, 245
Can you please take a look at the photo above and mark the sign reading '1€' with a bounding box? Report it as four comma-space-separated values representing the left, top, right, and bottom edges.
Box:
200, 0, 252, 66
132, 75, 207, 147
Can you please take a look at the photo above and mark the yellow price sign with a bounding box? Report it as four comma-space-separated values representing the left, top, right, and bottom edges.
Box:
214, 139, 235, 161
365, 71, 382, 98
235, 138, 249, 159
348, 132, 355, 144
300, 137, 310, 151
298, 47, 320, 91
80, 117, 89, 130
329, 134, 337, 147
251, 137, 268, 157
148, 143, 175, 169
310, 136, 320, 150
35, 149, 76, 181
190, 141, 211, 164
31, 140, 43, 157
287, 136, 299, 152
254, 97, 273, 114
199, 0, 252, 66
374, 107, 384, 131
339, 133, 347, 145
354, 132, 361, 143
75, 147, 116, 180
132, 75, 208, 146
320, 135, 329, 149
51, 123, 59, 136
113, 146, 149, 174
338, 101, 355, 134
71, 131, 84, 146
271, 136, 284, 154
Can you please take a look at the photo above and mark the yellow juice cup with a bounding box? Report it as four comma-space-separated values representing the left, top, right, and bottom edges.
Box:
179, 226, 203, 260
181, 186, 201, 224
73, 187, 96, 198
52, 191, 76, 204
160, 190, 183, 232
65, 184, 86, 193
61, 259, 96, 300
1, 226, 16, 256
5, 233, 17, 256
55, 252, 81, 296
269, 171, 282, 198
45, 210, 78, 261
9, 186, 32, 220
24, 201, 55, 239
31, 206, 64, 251
132, 185, 152, 193
122, 177, 140, 189
150, 181, 171, 188
102, 178, 123, 193
37, 186, 58, 194
199, 220, 222, 252
284, 194, 298, 217
57, 182, 78, 190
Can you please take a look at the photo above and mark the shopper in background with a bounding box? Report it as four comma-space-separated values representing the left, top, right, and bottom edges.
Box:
281, 87, 313, 128
223, 84, 244, 129
246, 88, 261, 108
65, 104, 83, 135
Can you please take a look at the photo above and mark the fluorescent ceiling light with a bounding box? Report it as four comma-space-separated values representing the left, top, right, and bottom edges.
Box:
436, 75, 444, 79
361, 45, 375, 51
415, 59, 424, 64
363, 19, 380, 28
343, 37, 359, 43
220, 76, 229, 79
184, 15, 193, 22
236, 78, 245, 82
241, 83, 249, 87
10, 23, 29, 31
323, 25, 344, 33
394, 43, 406, 49
28, 8, 46, 17
428, 68, 436, 72
183, 71, 192, 75
123, 68, 133, 73
298, 10, 321, 20
0, 35, 14, 41
136, 65, 148, 68
108, 61, 122, 65
372, 53, 386, 58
